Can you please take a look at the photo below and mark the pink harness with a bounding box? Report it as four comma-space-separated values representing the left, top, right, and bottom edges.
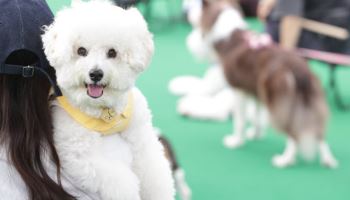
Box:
244, 32, 273, 50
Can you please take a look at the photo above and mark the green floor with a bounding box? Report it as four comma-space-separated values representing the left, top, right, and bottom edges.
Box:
47, 1, 350, 200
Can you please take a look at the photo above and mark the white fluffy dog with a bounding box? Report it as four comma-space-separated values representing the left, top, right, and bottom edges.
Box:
169, 0, 236, 121
42, 1, 175, 199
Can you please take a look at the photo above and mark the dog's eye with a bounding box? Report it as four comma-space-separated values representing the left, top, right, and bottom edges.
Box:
77, 47, 88, 57
107, 49, 117, 59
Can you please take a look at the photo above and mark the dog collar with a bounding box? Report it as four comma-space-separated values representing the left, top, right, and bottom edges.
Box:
56, 93, 133, 135
244, 32, 273, 50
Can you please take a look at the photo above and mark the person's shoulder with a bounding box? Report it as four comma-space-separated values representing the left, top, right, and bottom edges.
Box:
0, 158, 28, 200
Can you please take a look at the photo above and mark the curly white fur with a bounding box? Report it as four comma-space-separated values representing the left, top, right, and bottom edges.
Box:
42, 1, 175, 199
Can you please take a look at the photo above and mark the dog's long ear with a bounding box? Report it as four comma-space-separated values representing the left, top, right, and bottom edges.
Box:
42, 23, 73, 68
125, 8, 154, 73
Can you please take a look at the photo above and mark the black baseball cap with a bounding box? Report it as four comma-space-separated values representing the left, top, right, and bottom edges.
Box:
113, 0, 139, 9
0, 0, 62, 96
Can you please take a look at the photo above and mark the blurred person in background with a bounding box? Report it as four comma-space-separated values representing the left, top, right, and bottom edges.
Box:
258, 0, 350, 53
239, 0, 259, 17
183, 0, 259, 21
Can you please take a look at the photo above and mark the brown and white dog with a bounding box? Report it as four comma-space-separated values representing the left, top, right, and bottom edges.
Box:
198, 0, 338, 168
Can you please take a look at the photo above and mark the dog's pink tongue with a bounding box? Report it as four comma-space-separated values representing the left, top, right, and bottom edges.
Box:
87, 84, 103, 98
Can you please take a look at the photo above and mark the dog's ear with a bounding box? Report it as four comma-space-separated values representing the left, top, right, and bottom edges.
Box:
71, 0, 83, 6
125, 8, 154, 73
42, 23, 73, 68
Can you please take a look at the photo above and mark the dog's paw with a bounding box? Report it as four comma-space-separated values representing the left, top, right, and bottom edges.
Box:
223, 135, 244, 149
272, 154, 295, 168
321, 156, 338, 169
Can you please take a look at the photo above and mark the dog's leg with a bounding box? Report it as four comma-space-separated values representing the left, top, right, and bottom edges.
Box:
198, 64, 227, 95
177, 87, 235, 121
272, 137, 297, 168
246, 100, 265, 140
94, 161, 142, 200
55, 134, 141, 200
223, 91, 247, 149
123, 125, 175, 200
174, 168, 192, 200
319, 141, 338, 168
169, 64, 225, 96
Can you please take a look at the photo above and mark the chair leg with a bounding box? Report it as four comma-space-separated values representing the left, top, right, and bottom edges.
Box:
329, 64, 350, 110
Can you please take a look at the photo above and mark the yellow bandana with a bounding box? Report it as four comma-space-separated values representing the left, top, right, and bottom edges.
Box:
56, 93, 133, 135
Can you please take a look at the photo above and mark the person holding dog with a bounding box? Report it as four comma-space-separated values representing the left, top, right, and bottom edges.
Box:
1, 0, 176, 200
0, 0, 95, 199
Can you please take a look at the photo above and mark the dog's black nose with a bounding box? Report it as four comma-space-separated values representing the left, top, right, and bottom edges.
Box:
89, 69, 104, 82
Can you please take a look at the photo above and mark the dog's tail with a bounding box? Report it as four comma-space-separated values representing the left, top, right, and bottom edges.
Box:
291, 60, 324, 161
292, 64, 320, 161
290, 64, 314, 106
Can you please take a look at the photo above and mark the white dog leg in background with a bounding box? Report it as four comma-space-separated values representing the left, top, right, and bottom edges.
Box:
195, 64, 227, 95
223, 91, 248, 149
272, 137, 297, 168
169, 76, 206, 96
174, 65, 236, 121
177, 88, 235, 121
186, 29, 216, 62
246, 101, 267, 140
319, 141, 338, 168
174, 169, 192, 200
169, 64, 226, 96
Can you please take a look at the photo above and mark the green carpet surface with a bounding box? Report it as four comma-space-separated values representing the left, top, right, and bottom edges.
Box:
47, 1, 350, 200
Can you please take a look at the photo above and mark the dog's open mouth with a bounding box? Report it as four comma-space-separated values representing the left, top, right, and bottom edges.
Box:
85, 83, 106, 98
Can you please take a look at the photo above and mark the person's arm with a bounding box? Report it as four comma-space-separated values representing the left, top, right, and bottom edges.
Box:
279, 15, 303, 49
275, 0, 304, 49
257, 0, 276, 21
279, 15, 349, 49
258, 0, 304, 49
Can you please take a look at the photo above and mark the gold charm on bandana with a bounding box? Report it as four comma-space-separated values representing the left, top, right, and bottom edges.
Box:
101, 108, 117, 123
56, 93, 133, 135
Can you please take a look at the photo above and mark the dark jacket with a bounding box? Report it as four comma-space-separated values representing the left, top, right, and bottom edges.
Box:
267, 0, 350, 53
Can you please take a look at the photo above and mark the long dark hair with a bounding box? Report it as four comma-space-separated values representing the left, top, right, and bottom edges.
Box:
0, 50, 75, 200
